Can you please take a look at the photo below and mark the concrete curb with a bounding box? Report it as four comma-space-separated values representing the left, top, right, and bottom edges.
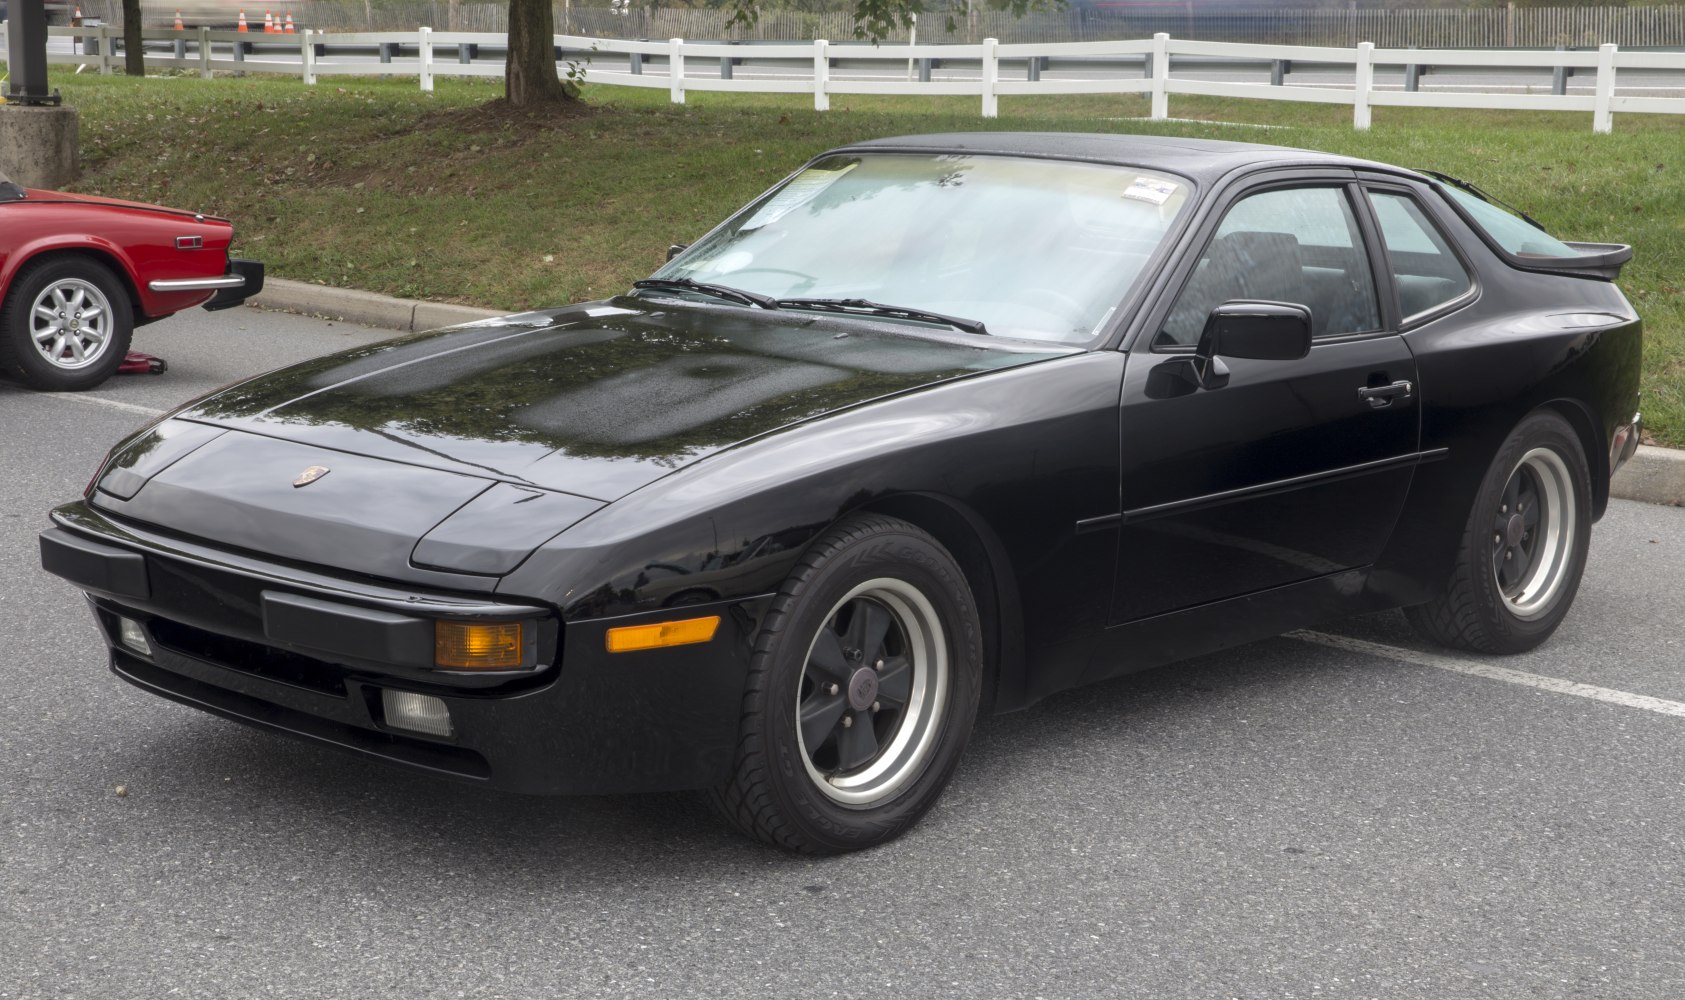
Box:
1611, 445, 1685, 508
243, 278, 1685, 508
248, 277, 502, 332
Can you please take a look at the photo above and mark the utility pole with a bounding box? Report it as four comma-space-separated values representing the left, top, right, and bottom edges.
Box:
5, 0, 57, 104
1, 0, 80, 186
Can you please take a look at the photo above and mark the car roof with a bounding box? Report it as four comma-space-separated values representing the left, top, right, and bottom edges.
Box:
836, 132, 1412, 185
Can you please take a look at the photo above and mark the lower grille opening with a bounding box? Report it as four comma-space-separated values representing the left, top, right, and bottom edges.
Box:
148, 617, 349, 697
111, 650, 492, 781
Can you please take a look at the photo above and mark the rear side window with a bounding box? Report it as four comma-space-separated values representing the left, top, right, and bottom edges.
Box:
1442, 185, 1578, 258
1369, 191, 1474, 319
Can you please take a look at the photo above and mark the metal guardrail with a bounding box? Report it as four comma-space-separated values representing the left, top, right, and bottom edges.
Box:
4, 22, 1684, 132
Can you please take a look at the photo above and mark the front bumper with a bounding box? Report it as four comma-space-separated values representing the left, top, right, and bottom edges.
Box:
40, 507, 766, 795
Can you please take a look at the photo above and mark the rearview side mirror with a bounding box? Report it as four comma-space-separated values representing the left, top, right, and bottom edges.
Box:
1190, 300, 1313, 389
667, 244, 690, 262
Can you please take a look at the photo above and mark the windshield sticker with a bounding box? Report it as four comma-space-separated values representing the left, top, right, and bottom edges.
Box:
1123, 176, 1180, 206
740, 162, 859, 232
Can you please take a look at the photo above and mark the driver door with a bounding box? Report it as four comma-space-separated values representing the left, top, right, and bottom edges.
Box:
1110, 177, 1421, 625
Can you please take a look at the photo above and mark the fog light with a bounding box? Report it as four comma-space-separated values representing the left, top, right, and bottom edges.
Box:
117, 617, 152, 656
382, 689, 454, 738
435, 621, 523, 669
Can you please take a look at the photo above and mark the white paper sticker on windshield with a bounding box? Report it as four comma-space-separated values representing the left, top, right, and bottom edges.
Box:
740, 162, 858, 232
1123, 176, 1179, 206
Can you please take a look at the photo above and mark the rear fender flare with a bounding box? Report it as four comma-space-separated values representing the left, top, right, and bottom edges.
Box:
1, 240, 145, 319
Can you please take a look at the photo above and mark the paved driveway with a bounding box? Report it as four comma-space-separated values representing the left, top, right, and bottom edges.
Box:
2, 305, 1682, 999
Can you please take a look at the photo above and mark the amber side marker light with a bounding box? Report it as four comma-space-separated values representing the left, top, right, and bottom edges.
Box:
605, 616, 721, 653
435, 621, 524, 669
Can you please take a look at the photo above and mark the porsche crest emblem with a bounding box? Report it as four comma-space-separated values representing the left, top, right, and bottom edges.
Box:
293, 465, 331, 488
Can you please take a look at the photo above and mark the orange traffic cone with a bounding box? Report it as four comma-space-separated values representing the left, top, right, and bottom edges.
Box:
263, 10, 274, 32
284, 12, 295, 32
173, 9, 184, 30
237, 9, 248, 31
72, 5, 82, 25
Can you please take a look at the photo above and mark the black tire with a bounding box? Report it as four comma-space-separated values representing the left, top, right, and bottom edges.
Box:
708, 514, 982, 853
1405, 410, 1592, 654
0, 256, 135, 391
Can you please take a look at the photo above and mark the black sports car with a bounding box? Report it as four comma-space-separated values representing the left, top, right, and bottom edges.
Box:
41, 134, 1643, 853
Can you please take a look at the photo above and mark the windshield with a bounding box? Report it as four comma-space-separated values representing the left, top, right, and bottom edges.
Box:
653, 153, 1191, 344
1443, 185, 1579, 258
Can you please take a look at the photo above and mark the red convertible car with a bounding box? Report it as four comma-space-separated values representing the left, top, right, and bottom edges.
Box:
0, 171, 262, 391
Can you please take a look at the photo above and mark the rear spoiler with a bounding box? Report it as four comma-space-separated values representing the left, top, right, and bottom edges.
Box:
1536, 242, 1633, 282
1421, 170, 1631, 282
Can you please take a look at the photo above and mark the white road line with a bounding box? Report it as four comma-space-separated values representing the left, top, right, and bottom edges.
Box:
37, 393, 166, 418
1290, 629, 1685, 720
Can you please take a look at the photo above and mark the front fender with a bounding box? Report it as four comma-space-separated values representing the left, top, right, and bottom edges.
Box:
496, 350, 1127, 667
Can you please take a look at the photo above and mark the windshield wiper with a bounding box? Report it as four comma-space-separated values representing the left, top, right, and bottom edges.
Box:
1421, 169, 1549, 233
631, 277, 780, 310
776, 297, 988, 335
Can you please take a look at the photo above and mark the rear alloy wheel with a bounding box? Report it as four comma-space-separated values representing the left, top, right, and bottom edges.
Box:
1491, 447, 1578, 620
1405, 410, 1592, 654
709, 514, 982, 853
0, 257, 134, 391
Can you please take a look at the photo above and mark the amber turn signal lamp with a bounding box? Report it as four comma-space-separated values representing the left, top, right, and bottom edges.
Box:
435, 621, 524, 669
605, 615, 720, 653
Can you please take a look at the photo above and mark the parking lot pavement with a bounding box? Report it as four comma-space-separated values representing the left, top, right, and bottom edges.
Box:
3, 305, 1684, 999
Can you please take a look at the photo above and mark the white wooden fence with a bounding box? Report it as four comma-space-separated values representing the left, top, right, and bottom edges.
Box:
59, 3, 1685, 48
9, 22, 1685, 133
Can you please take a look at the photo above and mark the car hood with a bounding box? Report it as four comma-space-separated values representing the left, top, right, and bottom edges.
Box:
172, 300, 1073, 503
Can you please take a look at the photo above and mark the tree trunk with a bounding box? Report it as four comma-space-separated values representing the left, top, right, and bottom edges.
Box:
122, 0, 145, 75
507, 0, 572, 105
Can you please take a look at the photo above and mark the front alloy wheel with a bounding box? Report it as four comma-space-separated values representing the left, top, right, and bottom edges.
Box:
710, 514, 982, 853
796, 579, 949, 806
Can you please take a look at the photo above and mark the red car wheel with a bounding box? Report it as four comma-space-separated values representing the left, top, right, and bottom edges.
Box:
0, 256, 135, 391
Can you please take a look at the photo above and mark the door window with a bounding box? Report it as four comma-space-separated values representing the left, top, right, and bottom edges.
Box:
1368, 191, 1475, 319
1158, 186, 1380, 346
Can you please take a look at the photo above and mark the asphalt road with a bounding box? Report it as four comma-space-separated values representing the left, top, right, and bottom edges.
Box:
3, 306, 1684, 999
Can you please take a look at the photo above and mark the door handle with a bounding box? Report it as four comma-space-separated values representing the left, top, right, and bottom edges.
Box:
1357, 380, 1413, 408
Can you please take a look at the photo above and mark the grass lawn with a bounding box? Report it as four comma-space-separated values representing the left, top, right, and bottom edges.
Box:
9, 68, 1684, 443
